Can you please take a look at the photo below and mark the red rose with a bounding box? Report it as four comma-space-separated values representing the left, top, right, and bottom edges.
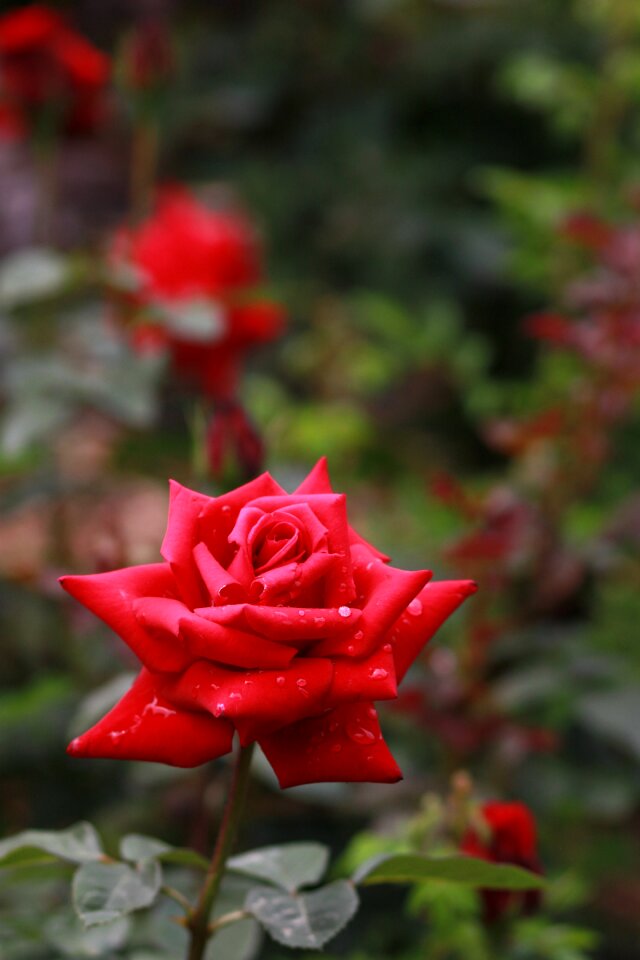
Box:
60, 459, 475, 787
461, 801, 543, 922
0, 4, 109, 137
109, 188, 285, 401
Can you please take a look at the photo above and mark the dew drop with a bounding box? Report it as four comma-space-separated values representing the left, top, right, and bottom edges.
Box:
298, 609, 306, 617
276, 676, 285, 686
216, 702, 226, 714
369, 667, 389, 680
296, 678, 307, 687
228, 692, 242, 701
338, 605, 351, 618
347, 644, 355, 654
221, 505, 231, 514
346, 720, 377, 745
382, 643, 392, 652
367, 706, 377, 718
354, 630, 364, 641
314, 616, 326, 625
407, 597, 423, 616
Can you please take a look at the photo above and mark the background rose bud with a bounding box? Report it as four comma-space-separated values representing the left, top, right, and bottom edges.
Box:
461, 801, 543, 923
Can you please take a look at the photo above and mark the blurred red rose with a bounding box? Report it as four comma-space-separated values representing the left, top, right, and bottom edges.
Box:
0, 4, 109, 137
462, 801, 543, 922
60, 459, 476, 787
109, 188, 285, 401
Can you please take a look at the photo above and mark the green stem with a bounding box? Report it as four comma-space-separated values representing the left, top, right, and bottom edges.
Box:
131, 118, 159, 222
185, 743, 255, 960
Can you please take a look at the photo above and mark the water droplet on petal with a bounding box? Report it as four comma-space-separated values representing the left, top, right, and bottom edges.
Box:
338, 605, 351, 618
216, 702, 226, 714
346, 720, 378, 745
276, 676, 285, 686
228, 692, 242, 701
369, 667, 388, 680
298, 609, 306, 617
221, 505, 231, 514
383, 643, 392, 652
347, 645, 355, 654
407, 597, 423, 616
354, 630, 364, 641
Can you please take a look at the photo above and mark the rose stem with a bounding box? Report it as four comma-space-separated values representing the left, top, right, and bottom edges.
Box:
130, 118, 158, 222
185, 742, 255, 960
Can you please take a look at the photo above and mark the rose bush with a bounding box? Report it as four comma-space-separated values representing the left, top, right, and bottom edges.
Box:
60, 459, 475, 787
0, 3, 109, 138
109, 187, 285, 401
461, 801, 542, 922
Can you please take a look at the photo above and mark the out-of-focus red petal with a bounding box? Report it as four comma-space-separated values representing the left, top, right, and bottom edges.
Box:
67, 669, 233, 766
0, 5, 63, 52
162, 657, 333, 744
230, 301, 285, 344
391, 579, 477, 681
59, 564, 187, 672
259, 702, 402, 787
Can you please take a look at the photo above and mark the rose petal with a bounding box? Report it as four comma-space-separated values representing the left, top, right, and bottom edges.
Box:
193, 541, 247, 604
294, 459, 389, 561
199, 472, 287, 555
241, 604, 362, 644
312, 552, 431, 658
294, 457, 333, 495
391, 579, 477, 681
67, 670, 233, 767
162, 658, 333, 744
259, 703, 402, 787
245, 494, 354, 604
59, 565, 187, 672
329, 646, 397, 704
161, 481, 213, 608
250, 551, 338, 604
179, 612, 296, 668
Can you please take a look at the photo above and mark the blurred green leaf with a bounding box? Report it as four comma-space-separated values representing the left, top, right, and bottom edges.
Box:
245, 879, 359, 949
72, 860, 162, 927
0, 822, 103, 870
0, 248, 69, 307
354, 854, 545, 890
228, 843, 329, 892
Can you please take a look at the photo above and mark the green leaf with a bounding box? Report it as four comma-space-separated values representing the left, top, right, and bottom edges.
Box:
120, 833, 208, 870
245, 879, 359, 949
72, 860, 162, 926
354, 854, 545, 890
120, 835, 172, 863
44, 909, 130, 957
228, 843, 329, 892
0, 822, 103, 869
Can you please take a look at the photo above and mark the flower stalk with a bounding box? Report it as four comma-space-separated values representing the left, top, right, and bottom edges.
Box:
186, 742, 255, 960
